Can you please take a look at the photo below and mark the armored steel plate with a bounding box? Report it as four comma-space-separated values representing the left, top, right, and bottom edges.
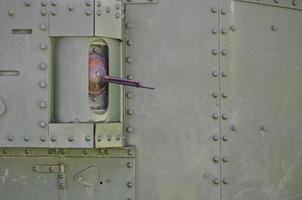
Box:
125, 1, 221, 199
220, 1, 302, 199
0, 0, 51, 147
0, 148, 135, 200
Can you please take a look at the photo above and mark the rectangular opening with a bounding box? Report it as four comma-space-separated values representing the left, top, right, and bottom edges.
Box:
0, 70, 20, 76
11, 29, 32, 34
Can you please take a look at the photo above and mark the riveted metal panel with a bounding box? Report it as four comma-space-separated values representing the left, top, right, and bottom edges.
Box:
49, 0, 94, 36
0, 148, 135, 200
125, 0, 221, 199
0, 157, 58, 200
94, 0, 123, 39
49, 123, 94, 148
60, 157, 135, 200
122, 0, 159, 4
0, 0, 51, 147
95, 123, 124, 148
220, 1, 302, 199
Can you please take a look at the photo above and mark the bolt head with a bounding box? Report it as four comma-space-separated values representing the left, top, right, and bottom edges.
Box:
221, 29, 227, 35
127, 182, 133, 188
212, 50, 218, 55
223, 178, 229, 184
24, 136, 30, 142
39, 121, 47, 128
40, 136, 47, 142
212, 135, 219, 141
39, 81, 47, 88
212, 92, 218, 98
222, 157, 229, 162
230, 125, 238, 131
68, 136, 75, 142
211, 28, 218, 35
222, 114, 228, 120
213, 178, 220, 185
212, 71, 219, 77
7, 136, 13, 141
127, 109, 134, 115
221, 9, 227, 15
106, 7, 111, 13
39, 101, 47, 109
97, 136, 102, 142
39, 23, 47, 31
212, 114, 219, 120
127, 162, 133, 168
8, 10, 15, 16
51, 11, 56, 16
213, 156, 220, 163
51, 136, 57, 142
85, 135, 91, 142
96, 10, 102, 16
222, 136, 229, 141
221, 50, 227, 56
211, 7, 217, 13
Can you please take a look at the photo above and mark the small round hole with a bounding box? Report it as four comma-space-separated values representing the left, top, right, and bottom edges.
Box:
100, 181, 103, 185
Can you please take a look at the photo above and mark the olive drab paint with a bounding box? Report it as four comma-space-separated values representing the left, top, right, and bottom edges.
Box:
0, 0, 301, 200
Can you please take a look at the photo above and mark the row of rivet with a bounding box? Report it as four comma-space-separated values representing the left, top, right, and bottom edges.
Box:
125, 12, 135, 136
256, 0, 298, 6
1, 148, 135, 157
96, 134, 125, 142
38, 5, 48, 132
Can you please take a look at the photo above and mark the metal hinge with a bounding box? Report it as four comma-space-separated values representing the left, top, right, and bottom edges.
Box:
33, 163, 66, 190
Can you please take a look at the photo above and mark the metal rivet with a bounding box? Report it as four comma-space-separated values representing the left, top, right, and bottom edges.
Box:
127, 109, 134, 115
126, 127, 134, 133
212, 50, 218, 56
213, 156, 220, 163
2, 149, 8, 154
222, 136, 229, 141
68, 5, 74, 11
83, 150, 88, 155
39, 63, 47, 70
24, 1, 31, 7
212, 92, 219, 98
115, 3, 120, 9
51, 11, 57, 16
221, 71, 227, 77
127, 182, 133, 188
85, 135, 91, 142
261, 125, 268, 132
212, 114, 219, 120
97, 1, 102, 7
126, 23, 133, 29
96, 10, 102, 16
116, 135, 121, 141
230, 25, 236, 32
24, 136, 30, 142
51, 136, 57, 142
40, 43, 47, 50
128, 150, 133, 156
39, 121, 47, 128
115, 13, 120, 19
41, 1, 47, 6
107, 135, 112, 141
85, 0, 92, 6
7, 136, 13, 142
211, 28, 218, 35
221, 9, 227, 15
292, 0, 297, 6
33, 166, 38, 172
231, 125, 238, 131
8, 10, 15, 16
213, 178, 220, 185
127, 75, 133, 80
126, 92, 134, 98
97, 136, 102, 142
40, 136, 47, 142
49, 167, 54, 172
126, 57, 134, 63
39, 81, 47, 88
39, 101, 47, 109
127, 40, 133, 46
222, 93, 228, 98
221, 50, 227, 56
222, 157, 229, 162
39, 23, 47, 31
211, 7, 217, 13
203, 173, 210, 178
106, 7, 111, 13
85, 10, 92, 16
212, 71, 219, 77
223, 178, 229, 184
25, 149, 30, 154
221, 29, 227, 35
68, 136, 74, 142
212, 135, 219, 141
51, 0, 57, 6
271, 25, 278, 31
274, 0, 279, 3
127, 162, 133, 168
